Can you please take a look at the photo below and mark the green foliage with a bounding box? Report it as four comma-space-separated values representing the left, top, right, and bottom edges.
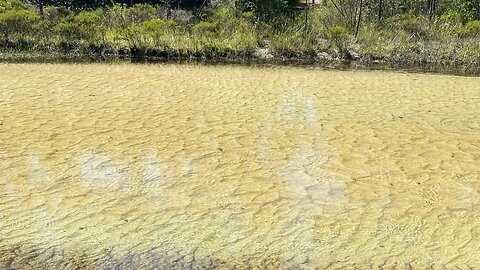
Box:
0, 9, 40, 40
386, 14, 430, 37
329, 25, 349, 38
250, 0, 300, 20
460, 20, 480, 37
104, 4, 158, 29
142, 18, 178, 34
439, 10, 463, 25
324, 0, 362, 30
75, 10, 103, 25
193, 21, 218, 36
0, 0, 27, 13
0, 0, 479, 70
328, 25, 350, 54
210, 0, 236, 9
453, 0, 480, 23
44, 6, 74, 24
124, 18, 179, 50
124, 4, 158, 24
54, 21, 81, 40
54, 10, 104, 43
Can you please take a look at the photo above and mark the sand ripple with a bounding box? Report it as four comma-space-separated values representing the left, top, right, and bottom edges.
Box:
0, 63, 479, 269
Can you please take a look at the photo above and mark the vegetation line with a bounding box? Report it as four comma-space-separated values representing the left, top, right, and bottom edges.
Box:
0, 0, 479, 74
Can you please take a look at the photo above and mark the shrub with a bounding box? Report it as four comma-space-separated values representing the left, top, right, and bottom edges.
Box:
0, 0, 27, 13
242, 11, 255, 21
44, 6, 73, 24
193, 21, 218, 37
460, 20, 480, 37
328, 25, 350, 54
210, 0, 236, 9
251, 0, 300, 20
54, 21, 82, 40
105, 4, 159, 29
439, 10, 463, 25
54, 10, 104, 43
0, 9, 40, 40
124, 4, 158, 25
387, 14, 429, 38
32, 18, 53, 38
142, 18, 177, 35
123, 18, 180, 51
74, 10, 103, 25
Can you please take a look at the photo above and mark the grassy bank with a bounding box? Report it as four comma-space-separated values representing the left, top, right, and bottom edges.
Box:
1, 0, 479, 73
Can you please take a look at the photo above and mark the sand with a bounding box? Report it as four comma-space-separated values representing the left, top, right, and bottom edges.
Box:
0, 63, 479, 269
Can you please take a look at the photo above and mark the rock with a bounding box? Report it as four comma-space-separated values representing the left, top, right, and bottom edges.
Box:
347, 50, 361, 60
316, 51, 333, 61
254, 48, 274, 60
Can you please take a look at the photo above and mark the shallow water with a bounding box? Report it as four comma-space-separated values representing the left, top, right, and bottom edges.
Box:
0, 63, 479, 269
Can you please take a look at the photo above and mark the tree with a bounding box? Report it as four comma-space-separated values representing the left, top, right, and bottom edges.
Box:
239, 0, 299, 20
328, 0, 365, 30
378, 0, 382, 20
355, 0, 363, 37
31, 0, 44, 16
427, 0, 436, 20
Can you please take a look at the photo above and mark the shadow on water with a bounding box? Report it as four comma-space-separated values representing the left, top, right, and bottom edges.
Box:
0, 54, 478, 77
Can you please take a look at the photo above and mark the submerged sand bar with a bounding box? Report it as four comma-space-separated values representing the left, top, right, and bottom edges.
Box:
0, 63, 479, 268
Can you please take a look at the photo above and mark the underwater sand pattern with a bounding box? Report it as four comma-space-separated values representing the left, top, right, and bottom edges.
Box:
0, 63, 479, 269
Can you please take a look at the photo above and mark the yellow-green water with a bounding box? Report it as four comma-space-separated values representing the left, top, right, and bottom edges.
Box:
0, 63, 479, 269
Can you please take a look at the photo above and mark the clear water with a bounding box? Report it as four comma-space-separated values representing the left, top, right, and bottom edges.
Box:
0, 63, 479, 269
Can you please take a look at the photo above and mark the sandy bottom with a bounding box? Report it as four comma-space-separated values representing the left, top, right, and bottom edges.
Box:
0, 63, 479, 269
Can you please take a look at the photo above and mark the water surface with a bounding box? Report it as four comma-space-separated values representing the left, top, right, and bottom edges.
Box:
0, 63, 479, 269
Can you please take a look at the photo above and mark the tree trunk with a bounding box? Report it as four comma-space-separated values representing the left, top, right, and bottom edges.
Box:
433, 0, 436, 19
355, 0, 363, 38
378, 0, 382, 21
35, 0, 44, 17
428, 0, 436, 21
305, 0, 309, 35
197, 0, 208, 17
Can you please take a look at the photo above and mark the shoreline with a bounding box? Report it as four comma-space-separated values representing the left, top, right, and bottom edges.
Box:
0, 51, 479, 77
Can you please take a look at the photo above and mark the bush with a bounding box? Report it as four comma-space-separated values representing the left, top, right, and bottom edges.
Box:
74, 10, 103, 25
328, 25, 350, 54
193, 21, 218, 37
123, 18, 180, 51
54, 10, 104, 43
252, 0, 300, 20
0, 9, 40, 40
126, 4, 158, 24
54, 21, 82, 40
460, 20, 480, 37
44, 6, 73, 24
142, 18, 177, 35
0, 0, 26, 13
439, 10, 463, 25
105, 4, 159, 29
210, 0, 236, 9
387, 14, 429, 37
